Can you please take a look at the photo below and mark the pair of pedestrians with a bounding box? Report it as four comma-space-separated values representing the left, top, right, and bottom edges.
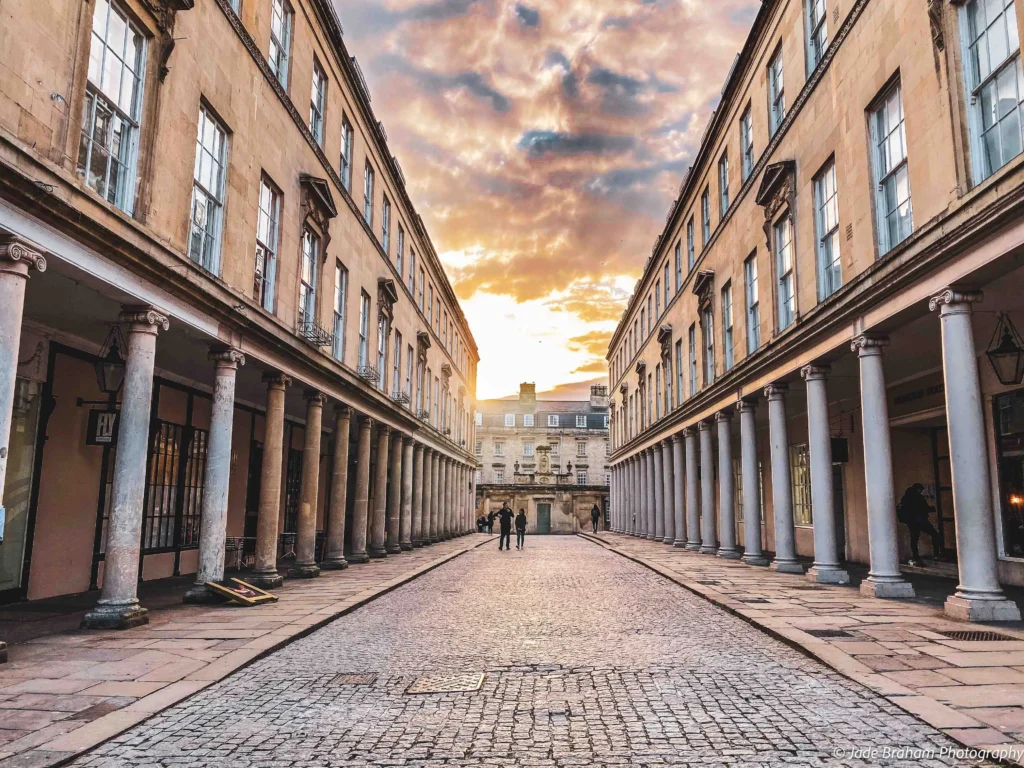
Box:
494, 502, 527, 551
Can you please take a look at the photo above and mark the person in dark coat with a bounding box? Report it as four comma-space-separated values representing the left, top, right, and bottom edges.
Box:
496, 502, 514, 551
590, 504, 601, 533
515, 509, 527, 550
486, 509, 497, 535
897, 483, 942, 566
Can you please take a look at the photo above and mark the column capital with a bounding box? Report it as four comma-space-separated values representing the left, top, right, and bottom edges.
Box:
764, 382, 789, 400
0, 234, 47, 275
662, 436, 674, 448
715, 409, 733, 423
378, 424, 392, 436
671, 432, 684, 444
698, 419, 713, 432
304, 390, 328, 406
359, 414, 374, 429
335, 403, 353, 418
800, 364, 831, 381
120, 305, 169, 335
208, 346, 245, 370
851, 335, 889, 356
682, 425, 696, 437
403, 434, 415, 446
738, 398, 757, 414
929, 288, 983, 315
262, 370, 292, 390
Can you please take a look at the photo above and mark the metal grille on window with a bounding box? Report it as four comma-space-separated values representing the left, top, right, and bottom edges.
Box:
141, 422, 208, 553
283, 447, 303, 534
78, 0, 145, 213
790, 443, 813, 526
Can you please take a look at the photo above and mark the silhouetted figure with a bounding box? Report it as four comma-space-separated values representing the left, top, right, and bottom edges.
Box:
590, 504, 601, 533
496, 503, 514, 551
486, 509, 497, 535
897, 483, 942, 566
515, 509, 527, 550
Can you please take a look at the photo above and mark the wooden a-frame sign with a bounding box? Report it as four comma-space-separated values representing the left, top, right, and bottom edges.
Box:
205, 578, 279, 606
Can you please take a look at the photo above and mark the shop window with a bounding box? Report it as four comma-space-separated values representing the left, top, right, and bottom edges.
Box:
790, 443, 812, 526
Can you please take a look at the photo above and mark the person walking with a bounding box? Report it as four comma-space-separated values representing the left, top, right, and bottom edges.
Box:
590, 503, 601, 533
496, 502, 514, 551
486, 509, 497, 535
515, 508, 527, 550
897, 483, 942, 566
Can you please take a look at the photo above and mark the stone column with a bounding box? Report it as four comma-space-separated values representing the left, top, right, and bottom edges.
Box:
930, 289, 1020, 621
385, 431, 403, 554
83, 307, 168, 629
400, 437, 414, 550
248, 372, 291, 587
801, 365, 848, 584
671, 435, 686, 547
370, 425, 390, 558
349, 415, 373, 563
645, 450, 657, 540
766, 384, 802, 573
716, 411, 740, 559
661, 439, 675, 545
852, 337, 913, 597
436, 457, 447, 540
739, 400, 768, 566
684, 428, 701, 550
445, 458, 454, 538
291, 391, 326, 578
411, 443, 425, 546
653, 444, 665, 542
322, 405, 352, 569
185, 347, 244, 603
0, 237, 44, 529
626, 459, 635, 534
430, 451, 441, 542
699, 420, 717, 554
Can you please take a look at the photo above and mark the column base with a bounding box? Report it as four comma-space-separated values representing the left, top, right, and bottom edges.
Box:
385, 544, 402, 555
700, 544, 718, 555
860, 578, 915, 599
412, 540, 425, 548
183, 583, 229, 604
685, 542, 702, 551
348, 552, 370, 564
742, 553, 770, 566
771, 559, 805, 575
368, 547, 388, 559
320, 557, 349, 570
661, 536, 674, 545
82, 600, 149, 630
288, 563, 321, 579
0, 641, 6, 664
945, 594, 1022, 622
717, 548, 741, 560
806, 565, 850, 585
673, 539, 688, 548
246, 570, 284, 589
400, 542, 414, 551
646, 535, 658, 541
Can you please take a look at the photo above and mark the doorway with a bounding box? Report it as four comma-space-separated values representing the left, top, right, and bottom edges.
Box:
536, 503, 551, 534
0, 378, 43, 597
931, 427, 957, 560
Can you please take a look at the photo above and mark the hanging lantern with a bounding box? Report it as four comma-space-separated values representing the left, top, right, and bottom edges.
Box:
986, 313, 1024, 387
94, 324, 127, 395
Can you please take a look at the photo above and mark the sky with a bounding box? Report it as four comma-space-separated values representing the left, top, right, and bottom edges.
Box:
335, 0, 761, 399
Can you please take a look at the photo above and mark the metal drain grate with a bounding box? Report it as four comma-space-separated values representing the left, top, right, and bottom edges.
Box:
330, 673, 377, 686
739, 598, 770, 604
804, 629, 855, 639
789, 586, 823, 591
938, 630, 1018, 642
405, 673, 485, 695
695, 580, 719, 585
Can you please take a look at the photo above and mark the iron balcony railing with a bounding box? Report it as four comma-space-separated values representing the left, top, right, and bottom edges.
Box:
357, 365, 380, 384
391, 391, 411, 405
297, 318, 334, 348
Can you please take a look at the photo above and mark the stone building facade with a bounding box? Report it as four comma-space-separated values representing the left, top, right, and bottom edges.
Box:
476, 384, 610, 534
0, 0, 479, 630
608, 0, 1024, 622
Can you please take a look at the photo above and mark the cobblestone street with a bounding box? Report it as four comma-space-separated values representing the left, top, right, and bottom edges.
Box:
74, 538, 977, 767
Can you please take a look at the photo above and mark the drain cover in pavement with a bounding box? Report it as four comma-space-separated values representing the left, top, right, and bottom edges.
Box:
330, 673, 378, 686
405, 673, 485, 694
804, 629, 855, 639
739, 598, 770, 604
939, 630, 1017, 642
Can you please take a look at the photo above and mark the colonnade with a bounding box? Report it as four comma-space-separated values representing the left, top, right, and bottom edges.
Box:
608, 290, 1020, 622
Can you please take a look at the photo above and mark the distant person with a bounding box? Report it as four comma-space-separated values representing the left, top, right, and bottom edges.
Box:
476, 515, 487, 533
590, 504, 601, 533
515, 508, 527, 550
496, 502, 514, 551
897, 483, 942, 566
487, 509, 497, 535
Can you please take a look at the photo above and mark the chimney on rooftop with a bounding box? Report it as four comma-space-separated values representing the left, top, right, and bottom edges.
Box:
519, 382, 537, 409
590, 385, 609, 409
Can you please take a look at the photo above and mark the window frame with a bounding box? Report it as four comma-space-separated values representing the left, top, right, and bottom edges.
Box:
187, 104, 229, 274
719, 152, 730, 216
268, 0, 293, 88
768, 46, 786, 137
869, 79, 914, 255
254, 174, 280, 312
774, 214, 796, 330
814, 158, 842, 300
309, 56, 327, 145
332, 260, 348, 362
722, 282, 734, 371
363, 161, 375, 225
744, 253, 760, 354
339, 116, 353, 191
740, 104, 754, 182
806, 0, 828, 74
